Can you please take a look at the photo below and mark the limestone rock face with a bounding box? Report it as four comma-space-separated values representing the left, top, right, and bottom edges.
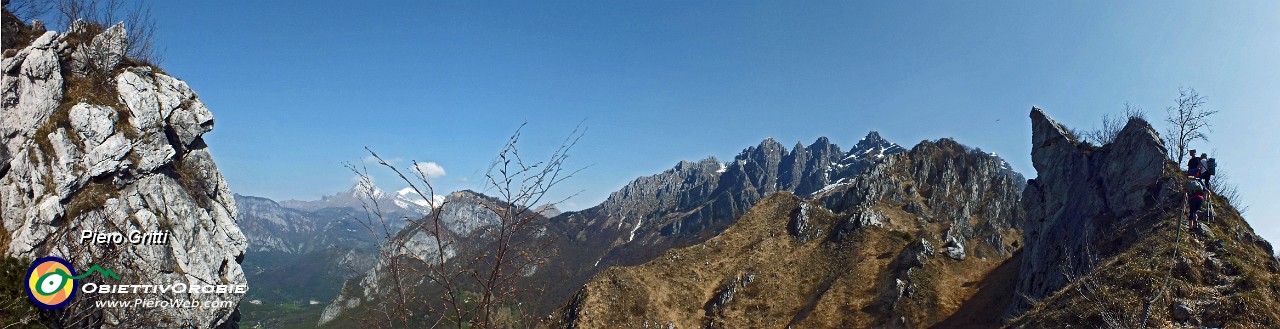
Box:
2, 31, 63, 150
437, 190, 503, 236
2, 23, 246, 328
1008, 108, 1168, 317
70, 23, 127, 76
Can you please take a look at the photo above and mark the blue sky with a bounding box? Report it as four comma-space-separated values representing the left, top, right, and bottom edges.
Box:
117, 1, 1279, 244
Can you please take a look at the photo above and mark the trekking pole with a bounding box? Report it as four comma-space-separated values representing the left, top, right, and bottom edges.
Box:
1206, 189, 1214, 222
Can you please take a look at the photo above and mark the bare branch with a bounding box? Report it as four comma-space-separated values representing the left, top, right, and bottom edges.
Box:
348, 122, 584, 328
1162, 87, 1217, 163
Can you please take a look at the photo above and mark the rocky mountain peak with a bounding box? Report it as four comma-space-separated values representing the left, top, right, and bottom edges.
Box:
348, 179, 384, 200
851, 130, 905, 157
855, 130, 887, 147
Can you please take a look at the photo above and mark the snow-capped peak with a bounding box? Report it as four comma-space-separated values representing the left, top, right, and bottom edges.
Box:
395, 187, 441, 208
349, 179, 385, 199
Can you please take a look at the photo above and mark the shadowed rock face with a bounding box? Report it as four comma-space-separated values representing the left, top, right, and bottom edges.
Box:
2, 21, 245, 328
1008, 107, 1168, 317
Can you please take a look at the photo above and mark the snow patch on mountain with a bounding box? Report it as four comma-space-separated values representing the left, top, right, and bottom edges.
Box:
628, 217, 644, 242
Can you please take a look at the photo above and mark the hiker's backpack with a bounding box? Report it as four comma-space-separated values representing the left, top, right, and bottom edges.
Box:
1185, 180, 1205, 194
1206, 158, 1217, 175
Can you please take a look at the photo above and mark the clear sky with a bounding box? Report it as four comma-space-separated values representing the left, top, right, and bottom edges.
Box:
118, 2, 1278, 245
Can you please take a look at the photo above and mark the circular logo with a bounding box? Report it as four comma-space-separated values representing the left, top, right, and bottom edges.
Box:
26, 256, 78, 309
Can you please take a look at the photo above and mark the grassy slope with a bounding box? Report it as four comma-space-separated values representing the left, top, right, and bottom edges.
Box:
1010, 172, 1280, 328
558, 192, 1013, 328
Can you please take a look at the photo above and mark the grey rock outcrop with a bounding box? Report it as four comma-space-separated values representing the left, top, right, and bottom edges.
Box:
2, 31, 62, 150
70, 22, 127, 76
1008, 107, 1169, 317
2, 22, 246, 328
436, 190, 503, 236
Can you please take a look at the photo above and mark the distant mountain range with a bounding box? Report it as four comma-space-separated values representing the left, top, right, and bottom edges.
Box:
528, 131, 1022, 315
316, 130, 1028, 326
279, 179, 437, 217
234, 182, 437, 327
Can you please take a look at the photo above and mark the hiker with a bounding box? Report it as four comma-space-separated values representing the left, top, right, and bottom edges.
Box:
1187, 149, 1201, 177
1186, 175, 1207, 227
1200, 153, 1215, 192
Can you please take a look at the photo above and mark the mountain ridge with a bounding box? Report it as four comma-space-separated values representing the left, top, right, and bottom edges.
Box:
550, 108, 1280, 328
553, 134, 1026, 328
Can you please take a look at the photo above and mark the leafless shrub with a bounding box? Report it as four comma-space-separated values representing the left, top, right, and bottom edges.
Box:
1209, 170, 1248, 215
55, 0, 160, 64
3, 0, 52, 22
1059, 241, 1144, 329
1082, 103, 1147, 146
350, 122, 585, 328
1080, 114, 1122, 146
1162, 87, 1217, 163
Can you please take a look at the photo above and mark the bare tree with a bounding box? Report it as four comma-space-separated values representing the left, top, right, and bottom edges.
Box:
118, 0, 156, 63
1162, 87, 1217, 164
1082, 103, 1148, 146
3, 0, 52, 22
349, 122, 585, 328
55, 0, 160, 64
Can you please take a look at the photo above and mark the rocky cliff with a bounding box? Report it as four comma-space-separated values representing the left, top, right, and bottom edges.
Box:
1, 19, 246, 328
1006, 108, 1280, 327
1008, 108, 1169, 315
553, 136, 1025, 328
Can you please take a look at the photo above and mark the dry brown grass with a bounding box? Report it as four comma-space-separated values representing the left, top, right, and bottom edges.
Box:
1009, 174, 1280, 328
63, 178, 119, 222
558, 192, 1016, 328
170, 156, 211, 209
